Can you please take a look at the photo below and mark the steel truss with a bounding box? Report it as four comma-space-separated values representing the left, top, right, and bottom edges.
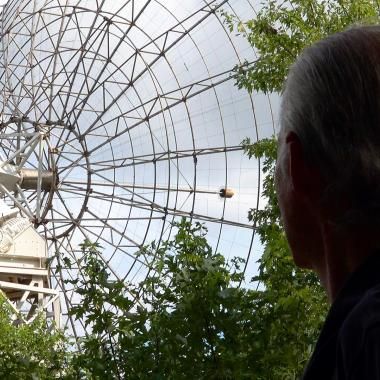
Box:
0, 0, 273, 336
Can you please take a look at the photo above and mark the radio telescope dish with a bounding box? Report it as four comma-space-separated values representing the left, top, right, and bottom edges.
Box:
0, 0, 277, 334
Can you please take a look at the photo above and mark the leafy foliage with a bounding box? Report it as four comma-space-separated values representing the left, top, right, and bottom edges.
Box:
223, 0, 379, 93
0, 294, 70, 379
67, 224, 257, 379
65, 212, 325, 379
242, 138, 328, 378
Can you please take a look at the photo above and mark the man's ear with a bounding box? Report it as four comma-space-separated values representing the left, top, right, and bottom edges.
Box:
285, 131, 322, 200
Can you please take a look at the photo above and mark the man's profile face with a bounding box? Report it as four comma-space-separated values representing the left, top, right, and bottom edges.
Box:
275, 130, 322, 270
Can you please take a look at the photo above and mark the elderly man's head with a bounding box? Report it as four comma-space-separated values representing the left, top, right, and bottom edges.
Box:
276, 26, 380, 271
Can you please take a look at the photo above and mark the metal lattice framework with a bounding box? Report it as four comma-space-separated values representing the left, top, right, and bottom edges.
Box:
0, 0, 276, 336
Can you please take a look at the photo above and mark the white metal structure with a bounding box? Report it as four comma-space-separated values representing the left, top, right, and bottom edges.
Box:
0, 0, 277, 336
0, 201, 59, 326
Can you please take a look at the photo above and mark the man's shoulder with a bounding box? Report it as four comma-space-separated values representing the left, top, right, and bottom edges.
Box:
341, 283, 380, 334
336, 283, 380, 377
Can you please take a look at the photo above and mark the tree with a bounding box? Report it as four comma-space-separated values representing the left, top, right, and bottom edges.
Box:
65, 214, 322, 379
0, 293, 71, 379
67, 222, 257, 379
224, 0, 379, 93
241, 137, 328, 378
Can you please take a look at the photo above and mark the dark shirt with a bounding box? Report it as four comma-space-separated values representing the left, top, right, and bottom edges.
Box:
303, 253, 380, 379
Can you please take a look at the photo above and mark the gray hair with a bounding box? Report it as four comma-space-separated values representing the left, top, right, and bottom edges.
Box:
280, 25, 380, 226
